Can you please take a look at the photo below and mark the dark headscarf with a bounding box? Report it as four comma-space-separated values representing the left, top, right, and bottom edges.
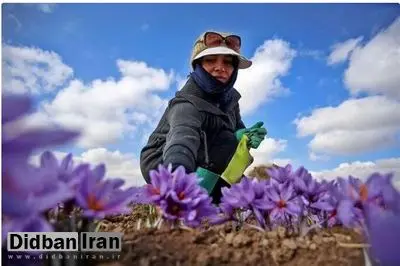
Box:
190, 57, 239, 111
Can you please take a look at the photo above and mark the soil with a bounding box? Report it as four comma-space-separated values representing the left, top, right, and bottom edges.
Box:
96, 205, 368, 266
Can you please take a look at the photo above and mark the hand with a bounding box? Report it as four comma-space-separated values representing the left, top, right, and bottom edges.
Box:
234, 121, 267, 148
234, 121, 263, 141
234, 128, 250, 141
248, 122, 267, 149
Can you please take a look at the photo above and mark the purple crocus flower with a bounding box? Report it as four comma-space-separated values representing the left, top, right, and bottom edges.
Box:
75, 164, 136, 219
4, 165, 75, 214
2, 95, 79, 209
293, 167, 329, 207
2, 94, 79, 197
144, 165, 217, 227
2, 94, 80, 243
182, 195, 217, 227
216, 177, 269, 228
169, 166, 205, 205
365, 172, 400, 212
2, 165, 75, 243
208, 201, 237, 225
265, 164, 295, 186
39, 151, 85, 189
311, 187, 340, 227
143, 164, 174, 204
334, 173, 399, 228
264, 182, 303, 226
364, 205, 400, 266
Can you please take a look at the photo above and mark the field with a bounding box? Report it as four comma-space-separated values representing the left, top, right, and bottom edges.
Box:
96, 204, 368, 266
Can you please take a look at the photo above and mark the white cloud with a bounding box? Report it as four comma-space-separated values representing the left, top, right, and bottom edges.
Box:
248, 137, 291, 168
175, 74, 189, 91
300, 17, 400, 158
78, 148, 144, 187
309, 152, 330, 162
37, 4, 56, 13
2, 44, 73, 94
294, 95, 400, 155
30, 148, 145, 188
311, 157, 400, 190
23, 57, 174, 148
344, 17, 400, 100
299, 49, 325, 61
235, 39, 296, 116
327, 37, 363, 65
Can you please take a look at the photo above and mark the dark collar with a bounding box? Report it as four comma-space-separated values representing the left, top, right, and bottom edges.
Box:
175, 77, 241, 115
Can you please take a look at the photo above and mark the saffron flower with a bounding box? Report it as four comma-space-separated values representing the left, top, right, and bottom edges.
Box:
39, 151, 86, 189
2, 94, 79, 241
265, 164, 295, 185
365, 173, 400, 212
264, 182, 303, 225
75, 164, 137, 219
217, 177, 269, 228
143, 164, 174, 204
2, 94, 79, 198
334, 173, 399, 228
293, 167, 329, 206
145, 164, 217, 227
2, 167, 74, 242
311, 187, 340, 227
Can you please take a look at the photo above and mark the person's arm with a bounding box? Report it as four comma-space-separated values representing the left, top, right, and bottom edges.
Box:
163, 102, 203, 173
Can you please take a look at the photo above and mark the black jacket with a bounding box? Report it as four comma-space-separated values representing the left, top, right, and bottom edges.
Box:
140, 77, 246, 183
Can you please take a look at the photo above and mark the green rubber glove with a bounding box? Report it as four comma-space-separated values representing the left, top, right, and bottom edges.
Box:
196, 167, 221, 195
234, 121, 264, 142
250, 127, 267, 136
249, 121, 264, 130
247, 122, 267, 149
234, 128, 249, 142
249, 136, 263, 149
248, 128, 267, 149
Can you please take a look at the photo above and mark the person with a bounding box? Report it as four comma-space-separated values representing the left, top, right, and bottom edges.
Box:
140, 30, 267, 202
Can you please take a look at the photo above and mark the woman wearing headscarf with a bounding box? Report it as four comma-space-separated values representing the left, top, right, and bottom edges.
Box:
140, 31, 267, 202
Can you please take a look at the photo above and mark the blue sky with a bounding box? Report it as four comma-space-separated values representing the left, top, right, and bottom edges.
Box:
2, 3, 400, 187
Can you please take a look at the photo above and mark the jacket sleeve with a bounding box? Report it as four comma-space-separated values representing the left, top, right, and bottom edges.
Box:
234, 103, 246, 130
163, 101, 203, 173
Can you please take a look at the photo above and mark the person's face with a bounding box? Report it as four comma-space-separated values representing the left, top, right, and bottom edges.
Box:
201, 55, 234, 84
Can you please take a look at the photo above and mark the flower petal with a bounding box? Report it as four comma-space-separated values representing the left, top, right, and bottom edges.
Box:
92, 164, 106, 182
40, 151, 59, 170
2, 94, 32, 124
337, 199, 357, 227
281, 183, 294, 201
253, 207, 266, 228
285, 201, 302, 216
2, 191, 32, 217
311, 200, 335, 212
266, 187, 280, 202
33, 183, 74, 213
7, 129, 79, 153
